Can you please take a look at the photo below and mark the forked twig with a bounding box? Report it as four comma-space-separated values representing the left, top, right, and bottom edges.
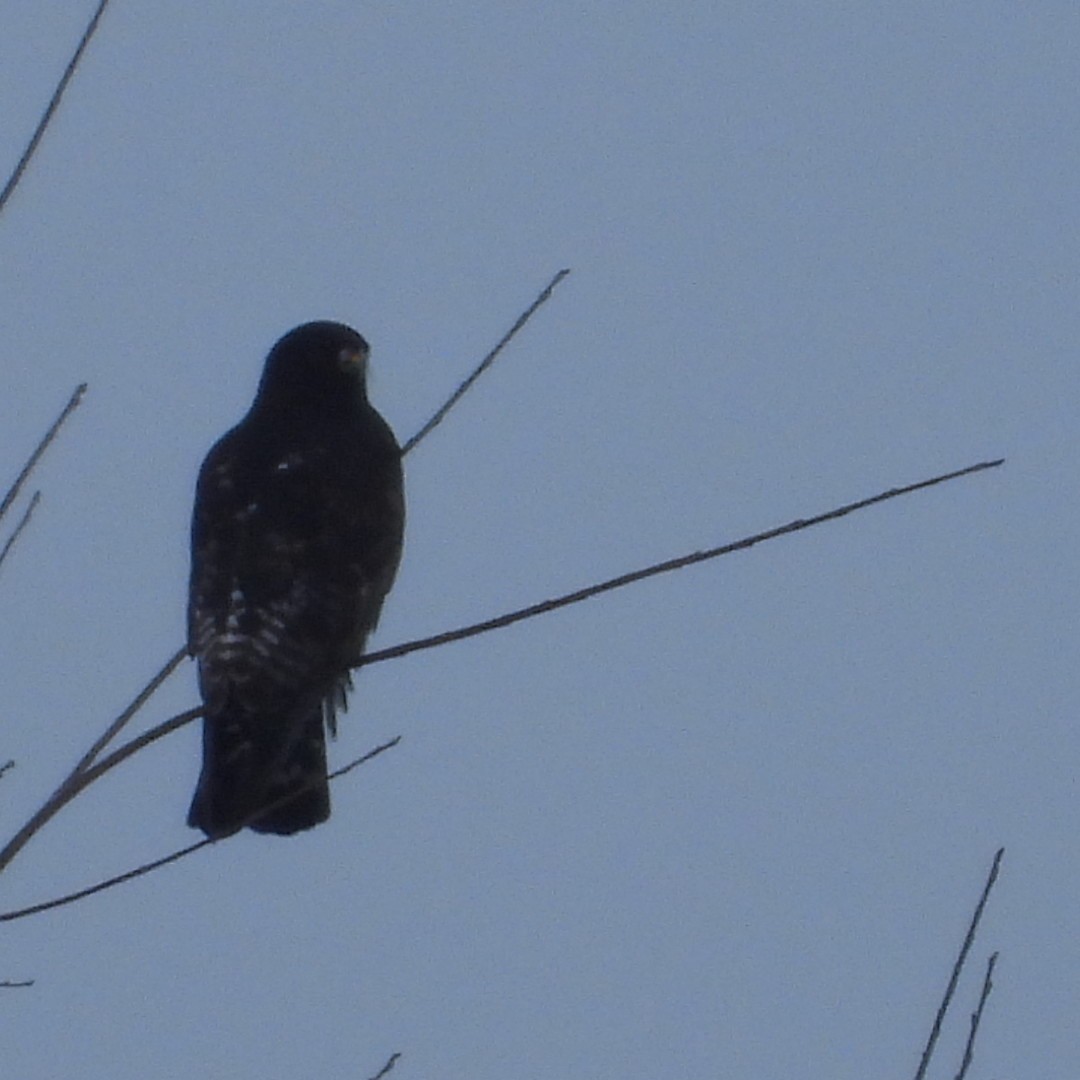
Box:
0, 491, 41, 573
0, 648, 188, 876
0, 1, 111, 217
82, 708, 201, 785
73, 647, 188, 775
0, 384, 86, 526
913, 847, 1004, 1080
954, 951, 998, 1080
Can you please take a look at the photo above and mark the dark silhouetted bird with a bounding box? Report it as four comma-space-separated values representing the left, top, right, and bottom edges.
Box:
187, 322, 405, 838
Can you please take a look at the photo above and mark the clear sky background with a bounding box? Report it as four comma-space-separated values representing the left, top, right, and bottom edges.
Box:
0, 4, 1074, 1078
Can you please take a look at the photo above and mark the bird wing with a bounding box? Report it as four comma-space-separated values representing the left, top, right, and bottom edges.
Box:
188, 419, 402, 721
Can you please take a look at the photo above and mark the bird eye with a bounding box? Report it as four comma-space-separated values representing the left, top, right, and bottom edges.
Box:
338, 346, 364, 369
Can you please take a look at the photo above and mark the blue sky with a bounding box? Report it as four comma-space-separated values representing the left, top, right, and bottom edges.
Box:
0, 4, 1076, 1077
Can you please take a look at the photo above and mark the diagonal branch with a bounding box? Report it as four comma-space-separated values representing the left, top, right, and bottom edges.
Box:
912, 847, 1004, 1080
954, 951, 998, 1080
0, 491, 41, 574
358, 457, 1006, 668
367, 1053, 402, 1080
401, 268, 571, 456
0, 648, 187, 875
0, 737, 402, 922
0, 837, 211, 923
0, 384, 86, 527
73, 647, 188, 775
0, 1, 111, 218
83, 708, 201, 785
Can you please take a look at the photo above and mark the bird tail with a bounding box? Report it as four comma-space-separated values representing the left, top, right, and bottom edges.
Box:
187, 704, 330, 838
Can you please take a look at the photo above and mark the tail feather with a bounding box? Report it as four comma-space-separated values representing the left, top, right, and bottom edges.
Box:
188, 705, 330, 838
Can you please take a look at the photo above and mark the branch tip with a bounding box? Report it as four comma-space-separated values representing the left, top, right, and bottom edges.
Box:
912, 847, 1004, 1080
0, 382, 89, 526
401, 267, 571, 455
0, 1, 111, 217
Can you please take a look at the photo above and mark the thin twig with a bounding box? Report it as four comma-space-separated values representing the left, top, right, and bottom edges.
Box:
0, 738, 401, 922
400, 268, 571, 455
0, 979, 34, 989
0, 761, 15, 781
82, 709, 201, 786
0, 706, 202, 881
73, 647, 188, 775
81, 694, 405, 788
0, 838, 209, 923
913, 847, 1005, 1080
359, 458, 1006, 668
367, 1052, 402, 1080
0, 491, 41, 573
954, 952, 998, 1080
0, 648, 188, 875
0, 384, 86, 527
0, 1, 111, 217
328, 736, 401, 781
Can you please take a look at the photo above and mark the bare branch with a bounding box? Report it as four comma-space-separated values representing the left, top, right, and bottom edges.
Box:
0, 978, 34, 989
83, 708, 201, 785
59, 688, 399, 799
367, 1052, 402, 1080
0, 384, 86, 528
73, 647, 188, 775
0, 491, 41, 574
912, 847, 1004, 1080
0, 1, 111, 218
0, 648, 187, 875
359, 457, 1006, 669
400, 268, 571, 456
0, 837, 209, 924
0, 761, 14, 781
0, 737, 401, 922
954, 951, 998, 1080
328, 736, 401, 782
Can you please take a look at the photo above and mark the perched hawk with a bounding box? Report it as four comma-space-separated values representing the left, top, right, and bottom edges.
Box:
187, 322, 405, 838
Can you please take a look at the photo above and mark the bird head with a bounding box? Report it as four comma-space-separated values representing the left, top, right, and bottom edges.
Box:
253, 321, 372, 420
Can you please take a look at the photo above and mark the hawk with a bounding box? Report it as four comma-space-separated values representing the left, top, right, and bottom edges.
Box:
187, 321, 405, 838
